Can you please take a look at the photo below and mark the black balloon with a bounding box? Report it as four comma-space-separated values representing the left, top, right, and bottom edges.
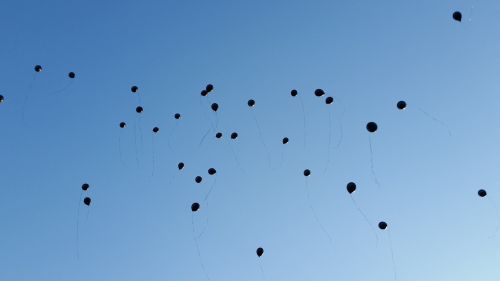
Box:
68, 72, 76, 79
478, 189, 487, 197
34, 65, 43, 72
248, 99, 256, 107
325, 96, 334, 105
208, 168, 217, 175
231, 132, 238, 140
201, 90, 208, 97
0, 95, 4, 103
174, 113, 181, 119
81, 183, 90, 191
397, 101, 407, 110
314, 89, 325, 97
256, 247, 264, 257
366, 122, 378, 133
136, 106, 143, 113
178, 162, 185, 170
378, 221, 388, 230
216, 132, 223, 139
346, 182, 356, 194
191, 202, 200, 212
131, 86, 139, 93
453, 11, 462, 22
83, 197, 92, 206
290, 89, 298, 97
211, 103, 219, 112
153, 127, 159, 133
119, 122, 126, 128
303, 169, 311, 177
206, 84, 214, 93
195, 176, 203, 183
282, 137, 289, 144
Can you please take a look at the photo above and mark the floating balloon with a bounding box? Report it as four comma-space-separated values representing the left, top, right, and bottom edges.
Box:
215, 132, 223, 139
478, 189, 487, 197
191, 202, 200, 212
153, 127, 159, 133
453, 11, 462, 22
290, 89, 298, 97
208, 168, 217, 175
397, 101, 407, 110
136, 106, 143, 113
325, 96, 334, 105
0, 95, 4, 103
346, 182, 356, 194
231, 132, 238, 139
211, 103, 219, 112
366, 122, 378, 133
68, 72, 76, 79
206, 84, 214, 93
201, 90, 208, 97
81, 183, 89, 191
314, 89, 325, 97
174, 113, 181, 119
34, 65, 43, 72
247, 99, 256, 107
303, 169, 311, 177
378, 221, 388, 230
195, 176, 203, 183
119, 122, 126, 128
282, 137, 289, 144
178, 162, 185, 170
83, 197, 92, 206
256, 247, 264, 257
131, 86, 139, 93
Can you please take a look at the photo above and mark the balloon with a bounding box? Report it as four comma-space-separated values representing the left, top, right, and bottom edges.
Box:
325, 96, 334, 105
397, 101, 407, 110
81, 183, 89, 191
303, 169, 311, 177
68, 72, 75, 79
0, 95, 4, 103
131, 86, 139, 93
153, 127, 159, 133
231, 132, 238, 140
119, 122, 126, 128
195, 176, 203, 183
34, 65, 43, 72
191, 202, 200, 212
216, 132, 223, 139
378, 221, 388, 230
201, 90, 208, 97
83, 197, 92, 206
478, 189, 487, 197
346, 182, 356, 194
256, 247, 264, 257
248, 99, 256, 107
314, 89, 325, 97
211, 103, 219, 112
290, 89, 298, 97
178, 162, 185, 170
174, 113, 181, 119
453, 11, 462, 22
206, 84, 214, 93
136, 106, 143, 113
366, 122, 378, 133
282, 137, 289, 144
208, 168, 217, 175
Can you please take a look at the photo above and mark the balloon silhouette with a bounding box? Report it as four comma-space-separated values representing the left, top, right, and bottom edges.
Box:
201, 90, 208, 97
211, 103, 219, 112
378, 221, 388, 230
397, 101, 407, 110
152, 127, 159, 133
206, 84, 214, 93
231, 132, 238, 140
290, 89, 298, 97
346, 182, 356, 194
81, 183, 89, 191
131, 86, 138, 93
208, 168, 217, 175
68, 72, 76, 79
303, 169, 311, 177
0, 95, 4, 103
195, 176, 203, 183
366, 122, 378, 133
256, 247, 264, 257
178, 162, 185, 170
282, 137, 289, 144
191, 202, 200, 212
215, 132, 223, 139
83, 197, 92, 206
314, 89, 325, 97
34, 65, 43, 72
119, 122, 126, 128
325, 96, 334, 105
136, 106, 143, 113
248, 99, 256, 107
453, 11, 462, 22
478, 189, 487, 197
174, 113, 181, 119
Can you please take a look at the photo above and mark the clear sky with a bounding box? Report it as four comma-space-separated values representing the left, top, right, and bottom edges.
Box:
1, 0, 500, 280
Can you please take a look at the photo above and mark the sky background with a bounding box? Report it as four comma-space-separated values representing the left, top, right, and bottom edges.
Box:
1, 0, 500, 280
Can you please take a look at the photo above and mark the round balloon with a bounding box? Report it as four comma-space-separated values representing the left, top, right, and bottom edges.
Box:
325, 96, 334, 105
68, 72, 75, 79
478, 189, 487, 197
211, 103, 219, 112
378, 221, 388, 230
136, 106, 143, 113
153, 127, 159, 133
256, 247, 264, 257
119, 122, 126, 128
195, 176, 203, 183
216, 132, 223, 139
178, 162, 185, 170
83, 197, 92, 206
231, 132, 238, 140
191, 202, 200, 212
314, 89, 325, 97
208, 168, 217, 175
453, 11, 462, 22
303, 169, 311, 177
366, 122, 378, 133
81, 183, 90, 191
174, 113, 181, 119
282, 137, 289, 144
290, 89, 298, 97
248, 99, 256, 107
131, 86, 139, 93
206, 84, 214, 93
346, 182, 356, 194
34, 65, 43, 72
397, 101, 407, 110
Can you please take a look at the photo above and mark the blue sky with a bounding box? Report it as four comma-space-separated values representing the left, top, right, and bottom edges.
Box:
1, 0, 500, 280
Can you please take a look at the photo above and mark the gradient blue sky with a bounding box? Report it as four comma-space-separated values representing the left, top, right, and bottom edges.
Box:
1, 0, 500, 280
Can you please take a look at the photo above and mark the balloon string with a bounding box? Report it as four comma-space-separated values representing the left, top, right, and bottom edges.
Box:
204, 178, 217, 202
305, 178, 334, 244
369, 135, 382, 189
22, 74, 37, 122
487, 197, 500, 239
46, 80, 74, 96
251, 110, 272, 168
192, 213, 211, 281
198, 127, 212, 148
134, 118, 140, 168
350, 196, 379, 247
167, 122, 178, 152
323, 110, 332, 174
258, 259, 267, 281
229, 143, 245, 175
387, 230, 398, 281
334, 103, 346, 148
298, 95, 307, 149
417, 107, 452, 137
76, 191, 82, 260
118, 134, 127, 167
151, 136, 156, 176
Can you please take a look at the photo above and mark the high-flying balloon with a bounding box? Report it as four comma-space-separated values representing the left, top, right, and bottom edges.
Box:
478, 189, 487, 197
378, 221, 388, 230
366, 122, 378, 133
68, 72, 76, 79
81, 183, 90, 191
174, 113, 181, 120
136, 106, 143, 113
282, 137, 289, 144
195, 176, 203, 183
34, 65, 43, 72
314, 89, 325, 97
248, 99, 256, 107
206, 84, 214, 93
83, 197, 92, 206
346, 182, 356, 194
453, 11, 462, 22
290, 89, 298, 97
211, 103, 219, 112
119, 122, 126, 128
303, 169, 311, 177
256, 247, 264, 257
231, 132, 238, 140
397, 101, 407, 110
131, 86, 139, 93
325, 96, 334, 105
191, 202, 200, 212
208, 168, 217, 175
153, 127, 159, 133
0, 95, 4, 103
178, 162, 185, 170
216, 132, 223, 139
